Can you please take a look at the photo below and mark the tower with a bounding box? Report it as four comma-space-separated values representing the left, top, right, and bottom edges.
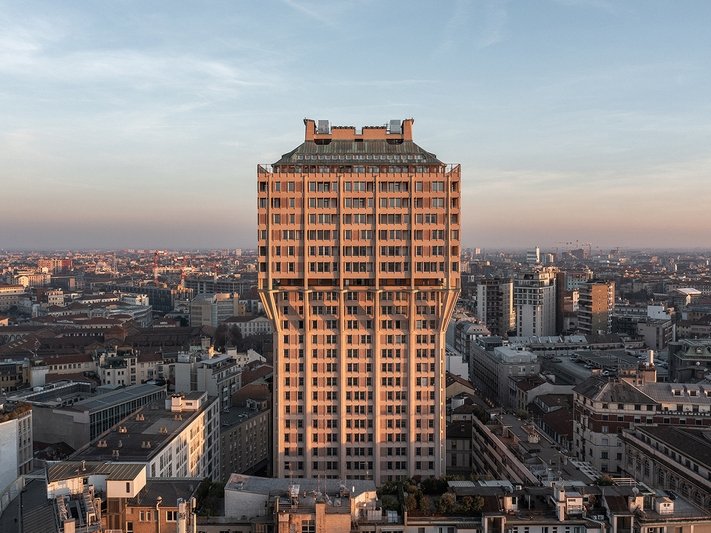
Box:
257, 118, 461, 483
514, 267, 558, 337
578, 280, 615, 335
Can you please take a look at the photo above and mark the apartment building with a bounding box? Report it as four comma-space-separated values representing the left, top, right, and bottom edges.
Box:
72, 392, 221, 481
476, 278, 515, 337
257, 118, 460, 483
621, 425, 711, 509
514, 268, 557, 337
573, 375, 711, 474
578, 280, 615, 335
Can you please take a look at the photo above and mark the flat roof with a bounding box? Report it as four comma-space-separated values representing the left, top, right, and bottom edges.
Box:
64, 384, 165, 413
71, 395, 216, 462
47, 461, 146, 482
225, 474, 375, 498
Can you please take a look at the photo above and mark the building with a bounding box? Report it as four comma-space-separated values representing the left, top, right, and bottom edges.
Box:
636, 318, 674, 351
514, 268, 557, 337
578, 280, 615, 335
174, 352, 242, 411
223, 314, 274, 337
100, 283, 193, 314
45, 461, 199, 533
220, 395, 271, 481
185, 274, 257, 296
469, 338, 540, 407
0, 402, 32, 493
446, 420, 473, 475
573, 375, 711, 474
220, 474, 377, 531
0, 284, 26, 312
257, 118, 461, 483
668, 338, 711, 382
26, 382, 166, 450
72, 392, 221, 481
452, 318, 490, 358
190, 293, 245, 327
476, 278, 515, 336
621, 425, 711, 509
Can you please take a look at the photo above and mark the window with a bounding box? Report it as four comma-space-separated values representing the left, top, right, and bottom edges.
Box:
126, 522, 134, 533
166, 511, 178, 522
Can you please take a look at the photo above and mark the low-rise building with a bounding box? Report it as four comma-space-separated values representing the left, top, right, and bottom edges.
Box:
45, 461, 199, 533
21, 382, 166, 450
470, 339, 540, 407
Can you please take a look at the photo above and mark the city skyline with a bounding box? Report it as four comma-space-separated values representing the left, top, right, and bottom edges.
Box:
2, 1, 711, 249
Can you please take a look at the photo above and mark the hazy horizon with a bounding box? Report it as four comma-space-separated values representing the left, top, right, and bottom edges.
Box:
2, 1, 711, 249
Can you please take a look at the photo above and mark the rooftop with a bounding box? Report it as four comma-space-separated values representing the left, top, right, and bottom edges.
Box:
71, 393, 214, 462
61, 383, 165, 413
225, 473, 375, 499
633, 425, 711, 468
47, 461, 146, 483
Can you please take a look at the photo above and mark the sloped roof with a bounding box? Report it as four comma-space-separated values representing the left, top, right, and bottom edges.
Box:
273, 140, 441, 166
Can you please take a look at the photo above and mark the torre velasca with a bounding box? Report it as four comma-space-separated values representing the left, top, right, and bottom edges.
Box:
257, 119, 460, 483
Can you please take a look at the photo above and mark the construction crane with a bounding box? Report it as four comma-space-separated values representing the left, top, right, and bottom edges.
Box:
153, 251, 159, 285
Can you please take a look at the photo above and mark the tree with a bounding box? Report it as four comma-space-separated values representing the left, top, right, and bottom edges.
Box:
462, 495, 484, 514
405, 493, 417, 513
596, 475, 614, 486
437, 492, 456, 514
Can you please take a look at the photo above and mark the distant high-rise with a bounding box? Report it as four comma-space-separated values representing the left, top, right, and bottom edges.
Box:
476, 278, 515, 337
257, 118, 461, 483
514, 268, 557, 337
526, 246, 540, 265
578, 280, 615, 335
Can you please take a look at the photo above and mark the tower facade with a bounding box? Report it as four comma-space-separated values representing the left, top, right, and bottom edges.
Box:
257, 119, 460, 483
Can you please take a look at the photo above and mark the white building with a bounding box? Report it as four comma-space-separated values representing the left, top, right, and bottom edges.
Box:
514, 268, 557, 337
189, 293, 244, 327
72, 392, 221, 481
0, 403, 33, 494
223, 315, 273, 337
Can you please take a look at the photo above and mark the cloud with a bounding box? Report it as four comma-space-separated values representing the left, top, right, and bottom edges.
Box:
281, 0, 341, 28
436, 0, 508, 55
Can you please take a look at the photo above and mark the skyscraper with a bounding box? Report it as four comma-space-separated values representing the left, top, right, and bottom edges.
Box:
257, 119, 460, 483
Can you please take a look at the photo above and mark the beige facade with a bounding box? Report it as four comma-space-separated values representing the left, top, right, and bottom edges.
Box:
0, 284, 26, 311
257, 119, 460, 483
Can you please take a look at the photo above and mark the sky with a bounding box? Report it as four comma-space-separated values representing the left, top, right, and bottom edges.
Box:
1, 0, 711, 250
